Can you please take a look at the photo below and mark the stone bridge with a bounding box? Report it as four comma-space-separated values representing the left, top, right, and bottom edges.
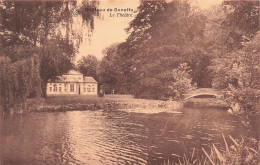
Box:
184, 88, 223, 100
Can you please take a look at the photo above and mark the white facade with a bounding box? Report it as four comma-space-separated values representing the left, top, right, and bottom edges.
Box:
46, 70, 98, 96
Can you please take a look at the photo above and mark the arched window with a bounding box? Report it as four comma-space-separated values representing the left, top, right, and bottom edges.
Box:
87, 85, 91, 92
70, 84, 74, 92
54, 84, 57, 92
92, 85, 95, 92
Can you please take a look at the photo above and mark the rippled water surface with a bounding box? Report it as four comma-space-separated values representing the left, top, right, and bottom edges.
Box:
0, 106, 257, 165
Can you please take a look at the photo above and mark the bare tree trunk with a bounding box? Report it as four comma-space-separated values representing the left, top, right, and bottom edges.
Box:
0, 105, 3, 116
41, 80, 47, 98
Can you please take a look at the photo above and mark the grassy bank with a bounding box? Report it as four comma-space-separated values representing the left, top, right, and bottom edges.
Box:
21, 95, 182, 113
14, 95, 230, 113
45, 94, 134, 105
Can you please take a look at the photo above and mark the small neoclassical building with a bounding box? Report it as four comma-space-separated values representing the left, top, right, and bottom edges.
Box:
46, 70, 98, 96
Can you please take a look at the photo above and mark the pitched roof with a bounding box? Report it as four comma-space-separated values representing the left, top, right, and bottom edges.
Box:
48, 76, 97, 83
49, 76, 79, 83
84, 77, 98, 83
65, 69, 83, 75
47, 69, 98, 83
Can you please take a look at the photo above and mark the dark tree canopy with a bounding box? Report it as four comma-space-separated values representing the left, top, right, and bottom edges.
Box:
221, 0, 259, 52
116, 0, 207, 99
77, 55, 98, 80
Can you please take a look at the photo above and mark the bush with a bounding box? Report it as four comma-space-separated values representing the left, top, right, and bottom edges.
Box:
169, 63, 197, 100
98, 91, 104, 97
225, 86, 260, 115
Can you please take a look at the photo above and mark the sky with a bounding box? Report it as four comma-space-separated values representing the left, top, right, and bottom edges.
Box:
76, 0, 223, 61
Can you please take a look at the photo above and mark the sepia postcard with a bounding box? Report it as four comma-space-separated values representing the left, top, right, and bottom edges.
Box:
0, 0, 259, 164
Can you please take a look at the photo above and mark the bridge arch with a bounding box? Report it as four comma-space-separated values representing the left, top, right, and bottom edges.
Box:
184, 88, 223, 100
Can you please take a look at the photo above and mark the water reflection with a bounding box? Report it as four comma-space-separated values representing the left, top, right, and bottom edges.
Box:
0, 107, 256, 164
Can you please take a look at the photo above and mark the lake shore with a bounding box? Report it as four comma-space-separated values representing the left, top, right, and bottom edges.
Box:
2, 95, 259, 163
18, 95, 230, 113
21, 95, 184, 113
2, 95, 229, 114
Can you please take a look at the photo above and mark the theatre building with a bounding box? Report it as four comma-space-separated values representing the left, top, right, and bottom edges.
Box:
46, 69, 98, 96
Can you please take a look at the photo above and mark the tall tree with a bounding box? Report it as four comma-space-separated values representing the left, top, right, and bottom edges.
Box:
0, 0, 100, 97
204, 1, 260, 55
0, 54, 42, 112
39, 36, 76, 97
205, 0, 260, 89
77, 55, 98, 80
98, 44, 122, 93
120, 0, 206, 99
207, 1, 260, 114
221, 0, 260, 52
0, 1, 99, 48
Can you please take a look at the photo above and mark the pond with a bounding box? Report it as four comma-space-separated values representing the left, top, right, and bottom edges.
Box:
0, 105, 258, 164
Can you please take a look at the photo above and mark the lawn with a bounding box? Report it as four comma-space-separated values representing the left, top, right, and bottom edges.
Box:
45, 94, 136, 105
44, 94, 172, 107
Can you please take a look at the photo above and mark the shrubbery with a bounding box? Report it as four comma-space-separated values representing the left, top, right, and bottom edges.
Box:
211, 32, 260, 115
169, 63, 197, 100
0, 55, 42, 113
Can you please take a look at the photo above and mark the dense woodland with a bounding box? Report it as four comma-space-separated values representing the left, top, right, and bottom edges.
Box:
0, 0, 260, 115
96, 0, 260, 115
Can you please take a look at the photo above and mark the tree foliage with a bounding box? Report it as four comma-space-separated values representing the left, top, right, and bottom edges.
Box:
77, 55, 98, 80
211, 32, 260, 114
221, 0, 259, 52
169, 63, 196, 100
100, 0, 259, 105
0, 1, 100, 101
98, 44, 122, 93
0, 54, 42, 112
205, 1, 260, 114
116, 0, 207, 99
39, 36, 76, 97
0, 1, 99, 48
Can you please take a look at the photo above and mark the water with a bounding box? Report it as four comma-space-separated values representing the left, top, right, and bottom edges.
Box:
0, 106, 257, 165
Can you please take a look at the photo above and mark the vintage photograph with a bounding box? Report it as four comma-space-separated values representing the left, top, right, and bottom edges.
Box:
0, 0, 259, 164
